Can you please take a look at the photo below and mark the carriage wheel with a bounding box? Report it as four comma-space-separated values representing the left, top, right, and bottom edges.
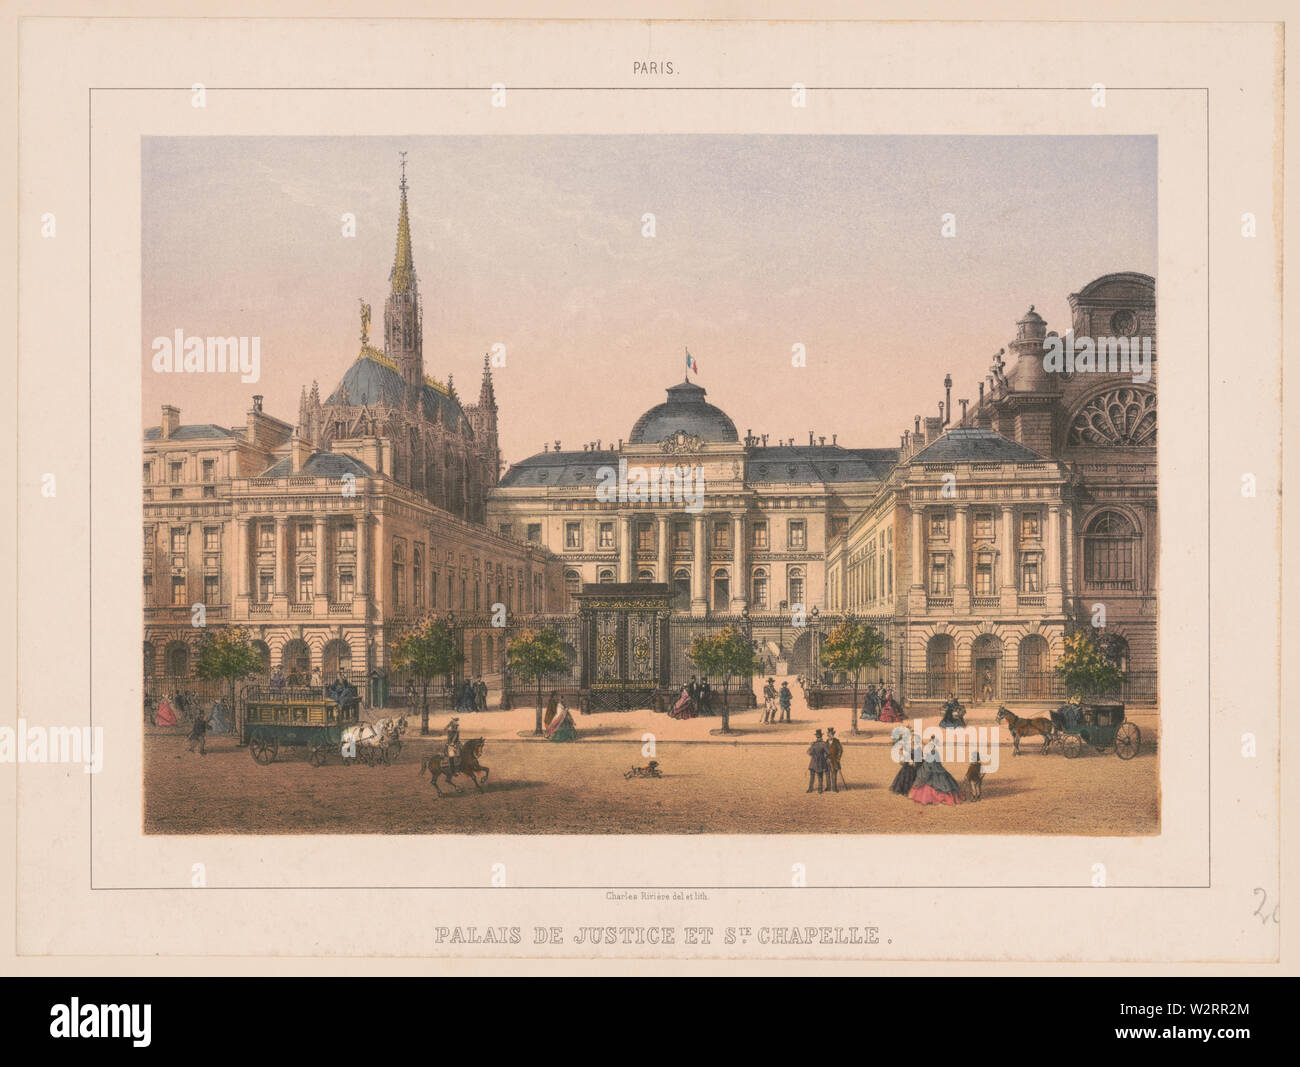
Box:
308, 745, 327, 768
1114, 722, 1141, 760
1062, 734, 1082, 759
249, 730, 278, 765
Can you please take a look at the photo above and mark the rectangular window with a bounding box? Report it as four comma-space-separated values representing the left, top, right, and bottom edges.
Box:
171, 528, 186, 553
298, 523, 314, 548
674, 522, 691, 551
258, 572, 274, 602
298, 571, 314, 601
788, 520, 806, 550
337, 525, 355, 550
392, 564, 405, 608
526, 522, 542, 543
637, 522, 654, 552
260, 524, 276, 549
975, 554, 994, 595
168, 461, 183, 484
752, 521, 768, 549
1085, 540, 1134, 583
598, 521, 615, 549
973, 511, 994, 539
143, 462, 152, 483
172, 576, 187, 606
1021, 558, 1041, 593
498, 523, 512, 539
203, 574, 220, 605
338, 569, 354, 602
929, 557, 948, 596
565, 521, 582, 550
752, 576, 768, 609
712, 520, 730, 551
143, 573, 153, 599
930, 513, 948, 539
202, 485, 215, 498
203, 527, 219, 551
1021, 512, 1040, 539
201, 458, 216, 483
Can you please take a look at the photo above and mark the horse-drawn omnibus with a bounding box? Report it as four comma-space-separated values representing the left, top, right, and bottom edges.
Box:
240, 683, 361, 767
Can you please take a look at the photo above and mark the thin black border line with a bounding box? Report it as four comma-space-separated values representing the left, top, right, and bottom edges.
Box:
80, 84, 1207, 893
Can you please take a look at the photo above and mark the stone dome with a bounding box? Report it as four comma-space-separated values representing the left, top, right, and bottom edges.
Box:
627, 380, 739, 445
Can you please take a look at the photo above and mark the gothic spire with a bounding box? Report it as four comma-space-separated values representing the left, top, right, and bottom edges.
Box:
390, 152, 416, 294
479, 353, 497, 410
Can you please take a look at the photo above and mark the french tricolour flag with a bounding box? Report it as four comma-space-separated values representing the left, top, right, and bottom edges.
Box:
685, 348, 699, 376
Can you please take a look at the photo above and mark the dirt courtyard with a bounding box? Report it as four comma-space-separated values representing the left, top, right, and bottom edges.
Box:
144, 703, 1160, 835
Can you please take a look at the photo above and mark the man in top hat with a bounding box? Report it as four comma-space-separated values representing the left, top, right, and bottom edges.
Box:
762, 677, 778, 724
807, 729, 829, 794
778, 681, 793, 723
825, 726, 843, 792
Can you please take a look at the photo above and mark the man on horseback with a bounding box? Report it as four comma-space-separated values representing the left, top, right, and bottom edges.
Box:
443, 717, 462, 777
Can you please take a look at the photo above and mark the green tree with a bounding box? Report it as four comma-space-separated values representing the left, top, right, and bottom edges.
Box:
507, 627, 570, 735
819, 615, 886, 734
194, 626, 265, 737
688, 626, 761, 734
1056, 629, 1127, 700
391, 615, 464, 735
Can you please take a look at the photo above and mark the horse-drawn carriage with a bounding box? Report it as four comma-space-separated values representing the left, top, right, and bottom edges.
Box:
1047, 701, 1141, 760
240, 683, 362, 767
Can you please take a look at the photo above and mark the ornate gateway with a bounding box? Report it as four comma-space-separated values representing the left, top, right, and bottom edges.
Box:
574, 583, 673, 711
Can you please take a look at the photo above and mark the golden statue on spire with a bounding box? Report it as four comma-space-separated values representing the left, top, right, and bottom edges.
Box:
359, 298, 371, 345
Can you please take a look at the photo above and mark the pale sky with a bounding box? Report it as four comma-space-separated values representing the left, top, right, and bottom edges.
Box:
142, 135, 1156, 464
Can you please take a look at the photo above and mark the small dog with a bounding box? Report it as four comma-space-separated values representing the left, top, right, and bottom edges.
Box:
624, 760, 662, 779
964, 752, 984, 802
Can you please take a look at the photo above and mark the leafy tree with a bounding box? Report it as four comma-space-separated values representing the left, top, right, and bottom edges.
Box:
688, 626, 761, 734
507, 627, 570, 735
819, 615, 885, 733
392, 615, 464, 735
194, 626, 264, 736
1056, 629, 1127, 700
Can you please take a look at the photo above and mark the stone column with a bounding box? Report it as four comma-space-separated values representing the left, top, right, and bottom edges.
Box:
273, 516, 289, 608
357, 512, 369, 598
657, 513, 669, 584
1064, 502, 1075, 600
953, 505, 970, 613
618, 514, 634, 583
999, 505, 1017, 611
235, 518, 250, 600
908, 504, 926, 612
1046, 504, 1063, 612
314, 515, 329, 609
731, 512, 748, 610
691, 512, 708, 616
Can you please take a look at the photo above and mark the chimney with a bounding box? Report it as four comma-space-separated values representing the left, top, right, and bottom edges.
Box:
831, 433, 837, 446
554, 440, 561, 452
960, 398, 969, 421
808, 430, 815, 446
289, 428, 312, 473
914, 415, 921, 434
160, 404, 180, 439
944, 374, 953, 425
761, 434, 768, 446
819, 436, 826, 447
543, 442, 549, 453
978, 382, 985, 402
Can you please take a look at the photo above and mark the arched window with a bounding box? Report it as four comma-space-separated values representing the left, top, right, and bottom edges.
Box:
712, 569, 730, 609
636, 569, 655, 583
751, 567, 769, 610
322, 638, 352, 681
598, 569, 615, 584
787, 566, 805, 609
564, 569, 581, 608
1084, 510, 1139, 588
672, 568, 691, 609
164, 640, 189, 678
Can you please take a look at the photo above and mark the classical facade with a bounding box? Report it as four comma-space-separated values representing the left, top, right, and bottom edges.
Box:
144, 168, 562, 691
486, 378, 898, 623
826, 271, 1157, 703
491, 271, 1157, 704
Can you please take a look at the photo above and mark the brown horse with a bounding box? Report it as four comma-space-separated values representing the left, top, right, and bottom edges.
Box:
419, 738, 488, 796
995, 706, 1056, 755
